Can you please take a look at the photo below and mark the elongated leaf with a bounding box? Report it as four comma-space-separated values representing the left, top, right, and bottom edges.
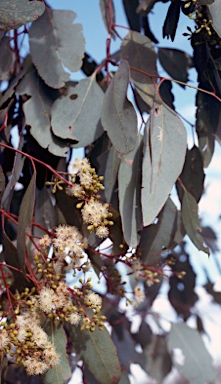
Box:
163, 0, 181, 41
138, 198, 184, 265
118, 135, 143, 248
99, 0, 116, 38
17, 173, 36, 273
176, 146, 205, 203
169, 253, 197, 320
208, 0, 221, 38
34, 186, 56, 238
142, 103, 186, 226
1, 151, 24, 212
181, 189, 209, 254
43, 323, 71, 384
71, 319, 121, 384
196, 89, 219, 167
168, 323, 216, 384
29, 7, 85, 88
101, 60, 137, 155
158, 48, 192, 87
98, 146, 121, 204
2, 232, 29, 291
112, 327, 137, 372
121, 31, 158, 107
0, 37, 13, 80
16, 67, 74, 157
0, 0, 45, 31
122, 0, 140, 32
143, 335, 172, 381
51, 75, 104, 147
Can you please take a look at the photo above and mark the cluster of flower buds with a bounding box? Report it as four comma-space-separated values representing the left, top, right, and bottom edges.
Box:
66, 158, 114, 238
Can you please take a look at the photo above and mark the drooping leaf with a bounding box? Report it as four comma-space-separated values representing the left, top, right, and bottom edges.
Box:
195, 89, 220, 166
176, 145, 205, 203
159, 79, 175, 109
208, 0, 221, 38
71, 318, 121, 384
55, 189, 82, 230
163, 0, 181, 41
2, 232, 30, 292
131, 321, 152, 350
17, 173, 36, 273
143, 335, 172, 382
51, 75, 104, 148
122, 0, 140, 32
108, 207, 127, 256
112, 327, 137, 372
29, 7, 85, 88
98, 146, 121, 204
99, 0, 116, 38
168, 323, 216, 384
43, 322, 71, 384
169, 252, 198, 320
141, 15, 159, 44
137, 198, 184, 265
121, 31, 158, 107
141, 103, 187, 227
0, 0, 45, 31
34, 186, 56, 238
158, 48, 193, 87
101, 60, 138, 155
0, 37, 13, 80
118, 135, 143, 248
181, 189, 209, 254
16, 67, 74, 157
201, 225, 219, 253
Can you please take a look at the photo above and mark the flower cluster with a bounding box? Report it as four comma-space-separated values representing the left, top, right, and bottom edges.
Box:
0, 313, 59, 375
53, 224, 88, 268
66, 158, 114, 238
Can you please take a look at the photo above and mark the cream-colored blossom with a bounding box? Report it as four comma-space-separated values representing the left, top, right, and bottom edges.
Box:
0, 332, 9, 350
43, 342, 60, 366
38, 287, 55, 313
134, 285, 145, 304
82, 200, 108, 225
68, 312, 81, 325
24, 357, 48, 375
96, 225, 109, 239
39, 234, 51, 247
17, 327, 27, 342
66, 184, 84, 197
32, 325, 48, 347
72, 158, 91, 174
80, 172, 93, 187
86, 292, 102, 307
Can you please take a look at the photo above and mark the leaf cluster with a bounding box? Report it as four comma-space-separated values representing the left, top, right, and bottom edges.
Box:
0, 0, 220, 383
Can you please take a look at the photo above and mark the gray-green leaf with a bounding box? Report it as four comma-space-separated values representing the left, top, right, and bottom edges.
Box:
168, 323, 216, 384
51, 75, 104, 147
0, 0, 45, 31
43, 323, 71, 384
118, 135, 143, 248
121, 31, 158, 107
16, 67, 74, 156
101, 60, 138, 155
181, 189, 210, 254
142, 103, 187, 226
71, 320, 121, 384
29, 7, 85, 88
